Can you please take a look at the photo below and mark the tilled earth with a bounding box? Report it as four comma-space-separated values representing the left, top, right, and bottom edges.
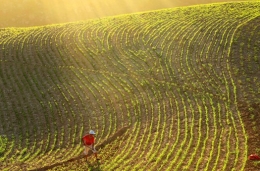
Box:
239, 103, 260, 171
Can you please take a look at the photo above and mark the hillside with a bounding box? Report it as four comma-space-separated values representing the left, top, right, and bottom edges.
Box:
0, 0, 250, 28
0, 1, 260, 171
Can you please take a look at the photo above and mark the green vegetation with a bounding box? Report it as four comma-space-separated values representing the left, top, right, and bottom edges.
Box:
0, 1, 259, 170
0, 136, 7, 157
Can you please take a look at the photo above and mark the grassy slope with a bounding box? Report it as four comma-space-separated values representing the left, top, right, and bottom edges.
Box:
0, 0, 255, 28
0, 1, 259, 170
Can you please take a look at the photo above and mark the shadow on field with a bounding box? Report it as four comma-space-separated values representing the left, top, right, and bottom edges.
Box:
239, 102, 260, 171
29, 126, 129, 171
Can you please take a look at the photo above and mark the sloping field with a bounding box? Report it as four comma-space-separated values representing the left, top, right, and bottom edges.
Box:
0, 1, 259, 171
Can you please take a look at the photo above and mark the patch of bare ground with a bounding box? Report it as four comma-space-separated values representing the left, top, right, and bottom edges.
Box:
239, 102, 260, 171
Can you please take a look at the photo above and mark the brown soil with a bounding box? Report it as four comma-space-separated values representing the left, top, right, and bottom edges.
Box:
239, 102, 260, 171
28, 126, 130, 171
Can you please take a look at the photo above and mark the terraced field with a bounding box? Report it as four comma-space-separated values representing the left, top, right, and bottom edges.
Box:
0, 1, 259, 171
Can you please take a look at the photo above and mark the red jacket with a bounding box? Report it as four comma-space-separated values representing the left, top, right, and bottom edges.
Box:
249, 154, 260, 160
82, 134, 95, 146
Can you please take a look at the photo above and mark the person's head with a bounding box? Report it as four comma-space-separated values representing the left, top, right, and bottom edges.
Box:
89, 130, 96, 135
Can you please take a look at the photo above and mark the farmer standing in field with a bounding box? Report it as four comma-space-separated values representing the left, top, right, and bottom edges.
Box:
82, 130, 100, 161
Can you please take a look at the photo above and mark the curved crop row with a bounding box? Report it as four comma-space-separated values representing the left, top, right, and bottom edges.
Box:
0, 2, 259, 171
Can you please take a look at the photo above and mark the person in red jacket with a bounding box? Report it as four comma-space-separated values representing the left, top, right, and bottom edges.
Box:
82, 130, 99, 160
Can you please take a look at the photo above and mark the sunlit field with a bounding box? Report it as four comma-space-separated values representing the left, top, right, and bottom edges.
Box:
0, 1, 260, 171
0, 0, 259, 28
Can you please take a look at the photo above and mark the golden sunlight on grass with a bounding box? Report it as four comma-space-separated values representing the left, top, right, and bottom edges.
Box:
0, 0, 258, 28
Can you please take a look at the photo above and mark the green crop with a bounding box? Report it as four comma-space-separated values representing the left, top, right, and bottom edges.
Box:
0, 1, 259, 170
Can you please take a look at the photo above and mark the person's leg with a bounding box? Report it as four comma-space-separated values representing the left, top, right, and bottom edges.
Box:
84, 146, 90, 160
93, 151, 99, 160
